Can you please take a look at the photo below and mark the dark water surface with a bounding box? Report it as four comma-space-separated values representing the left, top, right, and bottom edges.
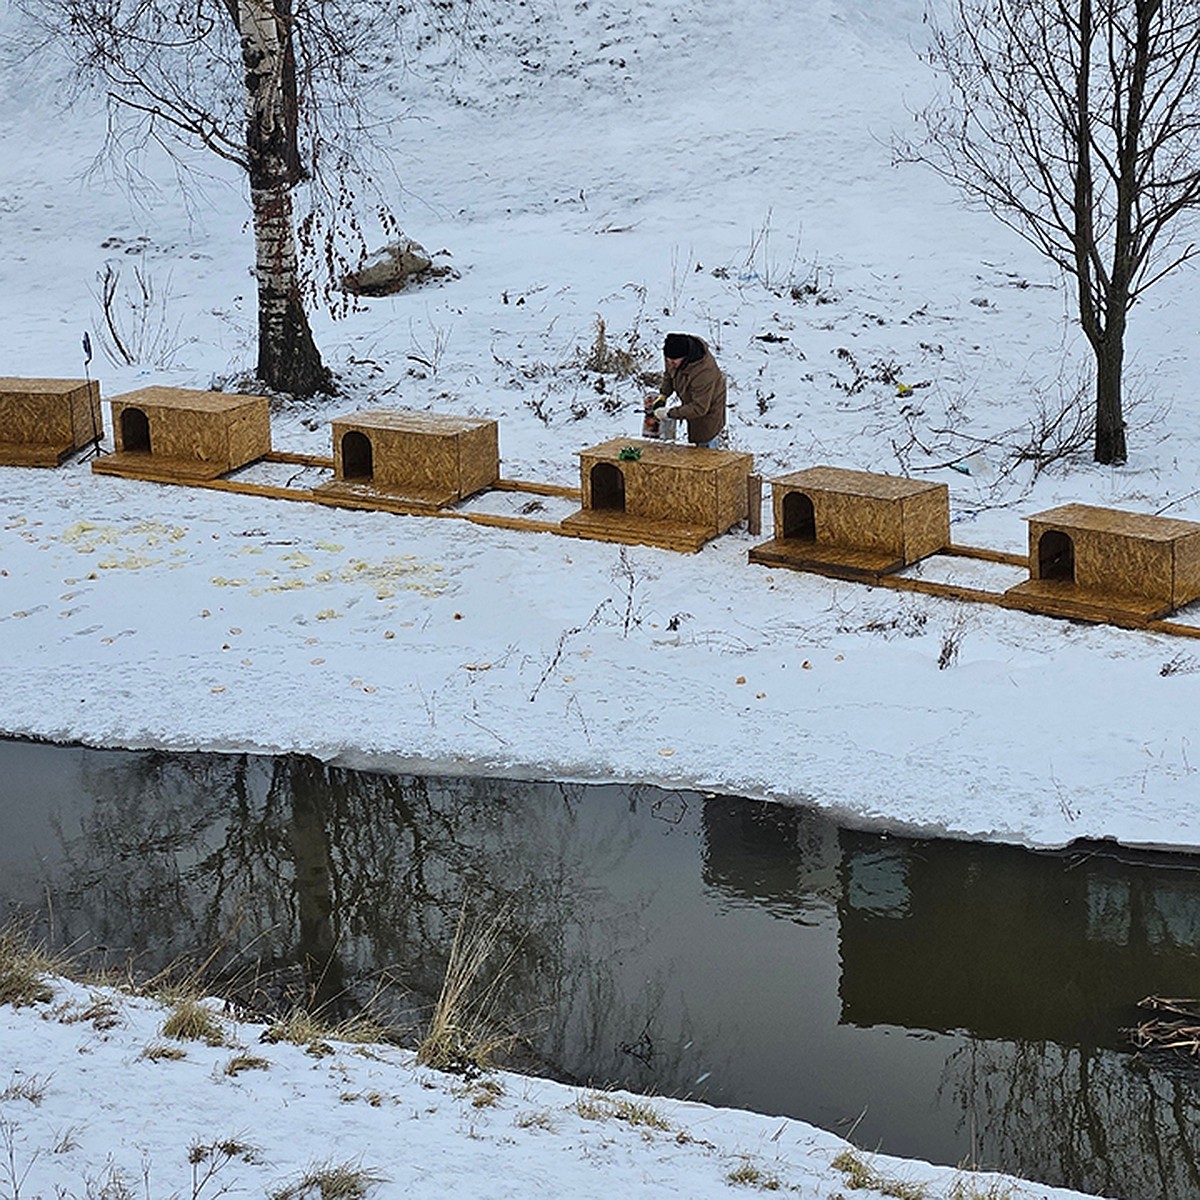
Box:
3, 737, 1200, 1199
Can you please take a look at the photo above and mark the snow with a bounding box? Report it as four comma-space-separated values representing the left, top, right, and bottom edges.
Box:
0, 977, 1096, 1200
0, 0, 1198, 1195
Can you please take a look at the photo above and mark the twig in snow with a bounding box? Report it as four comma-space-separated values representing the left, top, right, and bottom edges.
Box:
565, 694, 591, 745
463, 715, 509, 746
529, 601, 608, 702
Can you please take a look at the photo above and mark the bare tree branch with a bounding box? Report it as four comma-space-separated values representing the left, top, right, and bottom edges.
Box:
899, 0, 1200, 465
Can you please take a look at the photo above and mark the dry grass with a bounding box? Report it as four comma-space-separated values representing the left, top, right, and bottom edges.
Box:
0, 924, 58, 1008
574, 1091, 672, 1131
140, 1041, 187, 1062
514, 1108, 557, 1132
55, 994, 121, 1030
225, 1053, 271, 1076
948, 1179, 1015, 1200
52, 1125, 81, 1154
612, 1096, 671, 1130
726, 1159, 783, 1190
161, 997, 227, 1046
581, 316, 648, 378
831, 1150, 928, 1199
1, 1073, 50, 1105
188, 1137, 258, 1165
467, 1078, 504, 1109
416, 901, 519, 1075
261, 1007, 386, 1055
270, 1161, 387, 1200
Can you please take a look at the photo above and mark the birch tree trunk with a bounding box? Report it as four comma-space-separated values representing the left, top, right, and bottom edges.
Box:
231, 0, 332, 396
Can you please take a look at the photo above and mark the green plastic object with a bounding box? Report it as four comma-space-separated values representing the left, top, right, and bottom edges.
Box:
618, 446, 641, 462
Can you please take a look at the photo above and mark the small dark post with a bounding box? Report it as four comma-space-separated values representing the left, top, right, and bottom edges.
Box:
747, 474, 762, 536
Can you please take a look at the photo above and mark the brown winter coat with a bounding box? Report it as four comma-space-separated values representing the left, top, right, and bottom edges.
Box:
661, 337, 727, 445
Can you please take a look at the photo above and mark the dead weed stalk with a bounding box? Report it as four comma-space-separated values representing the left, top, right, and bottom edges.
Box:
416, 899, 520, 1074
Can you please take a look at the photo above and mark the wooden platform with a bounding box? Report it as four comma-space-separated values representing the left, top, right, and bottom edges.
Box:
68, 434, 1200, 641
312, 477, 458, 511
747, 537, 903, 581
559, 508, 715, 553
91, 451, 233, 482
0, 377, 102, 466
0, 441, 83, 468
1004, 578, 1174, 624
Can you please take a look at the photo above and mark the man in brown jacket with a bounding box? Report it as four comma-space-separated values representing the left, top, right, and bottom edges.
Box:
657, 332, 727, 447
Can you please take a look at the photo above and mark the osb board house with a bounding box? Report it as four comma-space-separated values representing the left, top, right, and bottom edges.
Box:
1006, 503, 1200, 621
316, 409, 500, 509
0, 377, 103, 466
749, 465, 950, 580
560, 438, 753, 553
92, 386, 271, 482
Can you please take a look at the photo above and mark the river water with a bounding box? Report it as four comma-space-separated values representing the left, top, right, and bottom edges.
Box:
2, 736, 1199, 1199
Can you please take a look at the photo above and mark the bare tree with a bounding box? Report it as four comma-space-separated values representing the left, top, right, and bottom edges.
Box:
903, 0, 1200, 465
21, 0, 410, 397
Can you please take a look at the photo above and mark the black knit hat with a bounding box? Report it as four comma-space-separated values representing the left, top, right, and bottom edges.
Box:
663, 333, 691, 359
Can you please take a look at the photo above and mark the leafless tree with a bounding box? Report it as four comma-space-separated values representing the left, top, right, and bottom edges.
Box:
902, 0, 1200, 465
20, 0, 411, 397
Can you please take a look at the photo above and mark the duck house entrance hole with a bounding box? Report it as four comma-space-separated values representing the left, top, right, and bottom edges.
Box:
782, 492, 816, 541
590, 461, 626, 511
341, 429, 374, 481
1038, 529, 1075, 582
120, 407, 151, 453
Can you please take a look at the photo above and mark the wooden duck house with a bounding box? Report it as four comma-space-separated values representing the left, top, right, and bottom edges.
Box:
748, 465, 950, 580
314, 409, 500, 510
560, 438, 753, 552
91, 386, 271, 482
0, 377, 102, 466
1005, 503, 1200, 622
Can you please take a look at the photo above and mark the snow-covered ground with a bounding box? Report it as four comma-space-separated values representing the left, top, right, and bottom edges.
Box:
0, 973, 1101, 1200
2, 0, 1199, 1195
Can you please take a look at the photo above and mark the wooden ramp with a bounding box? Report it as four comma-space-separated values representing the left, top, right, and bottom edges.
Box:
559, 508, 714, 553
91, 451, 231, 482
0, 441, 85, 468
312, 478, 459, 512
748, 537, 903, 581
1004, 578, 1173, 625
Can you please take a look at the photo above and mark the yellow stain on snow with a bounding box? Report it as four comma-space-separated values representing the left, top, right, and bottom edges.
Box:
337, 556, 447, 597
98, 554, 162, 571
59, 519, 187, 562
249, 579, 307, 596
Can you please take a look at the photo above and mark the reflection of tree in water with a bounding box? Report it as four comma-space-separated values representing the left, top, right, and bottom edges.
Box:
824, 827, 1200, 1198
942, 1008, 1200, 1197
20, 750, 702, 1090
